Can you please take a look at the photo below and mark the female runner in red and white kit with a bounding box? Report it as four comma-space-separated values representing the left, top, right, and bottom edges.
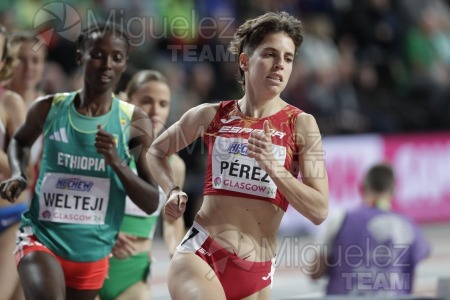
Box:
148, 11, 329, 300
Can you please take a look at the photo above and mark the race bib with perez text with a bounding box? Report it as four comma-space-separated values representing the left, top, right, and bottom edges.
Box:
211, 136, 286, 198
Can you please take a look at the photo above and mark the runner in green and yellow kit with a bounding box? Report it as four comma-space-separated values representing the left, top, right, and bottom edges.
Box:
0, 23, 159, 300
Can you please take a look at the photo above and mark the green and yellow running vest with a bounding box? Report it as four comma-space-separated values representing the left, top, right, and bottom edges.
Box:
22, 91, 135, 262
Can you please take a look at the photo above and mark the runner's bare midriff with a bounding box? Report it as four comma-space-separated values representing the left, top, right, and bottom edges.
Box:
195, 194, 284, 262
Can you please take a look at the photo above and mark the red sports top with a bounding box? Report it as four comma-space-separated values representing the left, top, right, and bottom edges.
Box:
203, 100, 303, 211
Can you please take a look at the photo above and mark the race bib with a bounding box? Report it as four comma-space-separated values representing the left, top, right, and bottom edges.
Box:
38, 173, 110, 225
211, 137, 286, 198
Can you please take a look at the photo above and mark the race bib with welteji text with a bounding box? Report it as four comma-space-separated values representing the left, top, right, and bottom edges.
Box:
38, 173, 110, 225
211, 137, 286, 198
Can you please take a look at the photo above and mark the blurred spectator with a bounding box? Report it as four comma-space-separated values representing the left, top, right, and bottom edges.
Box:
295, 14, 366, 134
403, 5, 450, 130
309, 163, 430, 295
2, 0, 449, 135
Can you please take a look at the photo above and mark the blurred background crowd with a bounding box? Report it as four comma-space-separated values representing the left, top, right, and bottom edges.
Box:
1, 0, 450, 225
2, 0, 450, 133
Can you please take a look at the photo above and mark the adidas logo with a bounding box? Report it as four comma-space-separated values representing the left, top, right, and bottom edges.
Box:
49, 128, 69, 143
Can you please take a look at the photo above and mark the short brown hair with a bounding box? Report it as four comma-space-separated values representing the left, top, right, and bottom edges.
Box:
10, 30, 44, 46
125, 70, 168, 98
229, 11, 304, 87
9, 30, 48, 60
364, 164, 395, 193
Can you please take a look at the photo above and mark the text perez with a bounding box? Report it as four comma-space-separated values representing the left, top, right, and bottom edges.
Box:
220, 160, 270, 183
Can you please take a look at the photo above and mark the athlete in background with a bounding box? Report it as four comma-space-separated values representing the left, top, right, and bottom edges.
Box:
99, 70, 186, 300
0, 25, 27, 300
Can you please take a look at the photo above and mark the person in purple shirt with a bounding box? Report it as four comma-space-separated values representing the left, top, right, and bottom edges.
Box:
309, 163, 430, 296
